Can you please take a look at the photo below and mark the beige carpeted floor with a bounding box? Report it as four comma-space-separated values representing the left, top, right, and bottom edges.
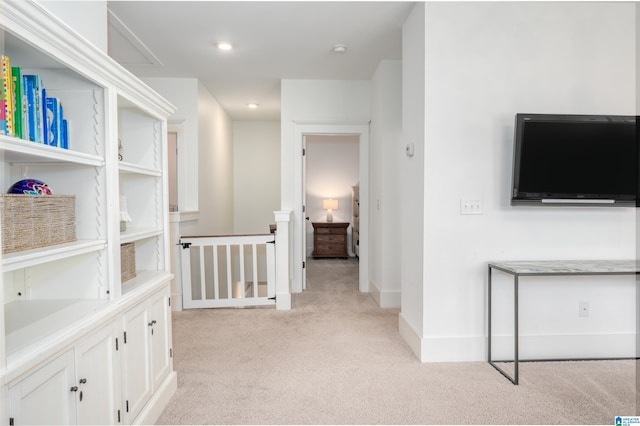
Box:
156, 257, 637, 425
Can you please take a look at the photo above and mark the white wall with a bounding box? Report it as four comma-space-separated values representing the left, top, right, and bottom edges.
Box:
416, 2, 636, 362
398, 3, 426, 356
153, 81, 233, 237
186, 81, 234, 235
281, 79, 371, 293
370, 60, 402, 308
305, 135, 359, 256
142, 77, 199, 214
233, 121, 280, 234
40, 1, 108, 53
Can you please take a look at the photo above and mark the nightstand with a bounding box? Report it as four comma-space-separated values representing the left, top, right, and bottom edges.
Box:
311, 222, 349, 258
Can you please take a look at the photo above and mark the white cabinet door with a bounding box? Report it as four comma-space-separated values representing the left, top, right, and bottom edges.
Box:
149, 288, 171, 388
122, 301, 152, 423
75, 322, 120, 425
8, 351, 77, 425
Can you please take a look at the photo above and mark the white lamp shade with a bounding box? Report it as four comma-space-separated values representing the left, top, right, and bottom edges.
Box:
323, 199, 338, 210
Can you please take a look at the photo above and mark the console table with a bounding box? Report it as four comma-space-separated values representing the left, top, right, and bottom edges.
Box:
487, 260, 638, 385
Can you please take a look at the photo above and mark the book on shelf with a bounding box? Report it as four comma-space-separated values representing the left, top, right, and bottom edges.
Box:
23, 74, 47, 144
45, 97, 63, 147
1, 55, 14, 137
0, 56, 70, 149
11, 66, 26, 139
62, 118, 69, 149
41, 87, 49, 145
23, 74, 38, 142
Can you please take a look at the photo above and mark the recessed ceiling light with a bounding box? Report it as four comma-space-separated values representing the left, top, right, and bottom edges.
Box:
217, 42, 233, 51
247, 103, 259, 109
332, 44, 347, 54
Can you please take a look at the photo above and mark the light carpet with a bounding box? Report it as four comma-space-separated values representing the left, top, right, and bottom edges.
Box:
156, 258, 636, 425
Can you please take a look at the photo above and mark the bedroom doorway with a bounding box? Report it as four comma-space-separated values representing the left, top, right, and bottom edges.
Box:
293, 122, 370, 295
304, 134, 360, 259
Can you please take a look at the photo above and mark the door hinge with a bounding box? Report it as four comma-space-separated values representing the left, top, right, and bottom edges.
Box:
9, 418, 14, 426
303, 261, 306, 269
302, 205, 306, 213
302, 148, 306, 156
115, 337, 119, 351
117, 409, 121, 423
168, 297, 171, 307
170, 348, 173, 358
126, 400, 129, 413
124, 331, 127, 344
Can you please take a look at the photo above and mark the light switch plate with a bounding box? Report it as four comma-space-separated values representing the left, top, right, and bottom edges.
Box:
460, 199, 482, 215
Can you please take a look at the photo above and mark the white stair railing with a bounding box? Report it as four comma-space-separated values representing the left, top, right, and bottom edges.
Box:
179, 234, 276, 309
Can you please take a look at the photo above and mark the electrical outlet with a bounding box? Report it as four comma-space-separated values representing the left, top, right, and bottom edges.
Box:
579, 301, 589, 318
460, 199, 483, 215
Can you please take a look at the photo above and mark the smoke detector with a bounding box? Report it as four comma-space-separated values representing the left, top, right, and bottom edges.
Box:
332, 44, 347, 54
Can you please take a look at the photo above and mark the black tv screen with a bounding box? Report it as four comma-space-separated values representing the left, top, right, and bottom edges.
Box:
511, 114, 637, 206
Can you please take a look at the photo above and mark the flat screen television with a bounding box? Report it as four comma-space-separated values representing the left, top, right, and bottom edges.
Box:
511, 113, 637, 206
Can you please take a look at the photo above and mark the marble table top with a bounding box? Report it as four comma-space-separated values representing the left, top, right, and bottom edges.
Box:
488, 260, 639, 275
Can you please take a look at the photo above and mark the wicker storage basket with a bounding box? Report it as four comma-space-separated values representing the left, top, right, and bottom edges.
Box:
1, 194, 76, 254
120, 242, 136, 283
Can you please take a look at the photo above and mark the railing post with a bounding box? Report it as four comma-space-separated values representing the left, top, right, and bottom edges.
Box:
274, 210, 292, 310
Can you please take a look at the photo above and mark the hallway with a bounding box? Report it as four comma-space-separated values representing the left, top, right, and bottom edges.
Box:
294, 257, 380, 312
156, 258, 634, 425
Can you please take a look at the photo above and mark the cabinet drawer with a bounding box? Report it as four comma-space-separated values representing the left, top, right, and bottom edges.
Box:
315, 243, 345, 254
316, 234, 346, 243
315, 227, 346, 235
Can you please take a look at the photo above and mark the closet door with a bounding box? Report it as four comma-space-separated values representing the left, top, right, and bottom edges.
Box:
122, 301, 152, 423
75, 322, 120, 425
8, 351, 77, 425
149, 288, 171, 389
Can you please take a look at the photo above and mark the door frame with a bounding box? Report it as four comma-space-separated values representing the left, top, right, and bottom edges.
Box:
293, 122, 370, 294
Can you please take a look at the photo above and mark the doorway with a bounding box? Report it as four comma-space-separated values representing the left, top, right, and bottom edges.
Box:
304, 134, 359, 258
293, 122, 370, 294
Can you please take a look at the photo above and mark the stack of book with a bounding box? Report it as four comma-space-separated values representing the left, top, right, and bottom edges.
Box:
1, 55, 69, 148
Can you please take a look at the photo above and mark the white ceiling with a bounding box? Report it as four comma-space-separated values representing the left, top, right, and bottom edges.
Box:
107, 1, 415, 121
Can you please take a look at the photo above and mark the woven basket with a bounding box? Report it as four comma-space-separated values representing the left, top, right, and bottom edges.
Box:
120, 242, 136, 283
1, 194, 76, 254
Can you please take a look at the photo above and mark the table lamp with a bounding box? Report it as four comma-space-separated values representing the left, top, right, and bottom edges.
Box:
323, 199, 338, 222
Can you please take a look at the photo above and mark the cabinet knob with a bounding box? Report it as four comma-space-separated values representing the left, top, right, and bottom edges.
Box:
79, 378, 87, 384
70, 386, 78, 392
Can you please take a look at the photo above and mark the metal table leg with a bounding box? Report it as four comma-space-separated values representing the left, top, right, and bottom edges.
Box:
488, 265, 519, 385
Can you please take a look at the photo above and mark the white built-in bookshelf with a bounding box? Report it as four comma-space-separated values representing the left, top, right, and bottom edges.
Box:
0, 1, 176, 424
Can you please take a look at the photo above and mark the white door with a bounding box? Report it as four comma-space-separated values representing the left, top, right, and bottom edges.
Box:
9, 351, 77, 425
122, 301, 152, 423
301, 135, 308, 290
76, 322, 120, 425
149, 288, 171, 388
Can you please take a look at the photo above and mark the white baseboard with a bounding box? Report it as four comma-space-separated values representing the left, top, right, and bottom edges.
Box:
399, 313, 636, 362
491, 333, 636, 360
420, 335, 486, 362
171, 293, 183, 311
398, 312, 423, 360
369, 280, 401, 308
133, 371, 177, 425
276, 292, 292, 310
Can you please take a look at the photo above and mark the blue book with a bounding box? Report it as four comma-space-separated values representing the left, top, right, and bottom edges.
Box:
61, 118, 69, 149
41, 86, 49, 145
45, 97, 62, 147
22, 75, 38, 142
